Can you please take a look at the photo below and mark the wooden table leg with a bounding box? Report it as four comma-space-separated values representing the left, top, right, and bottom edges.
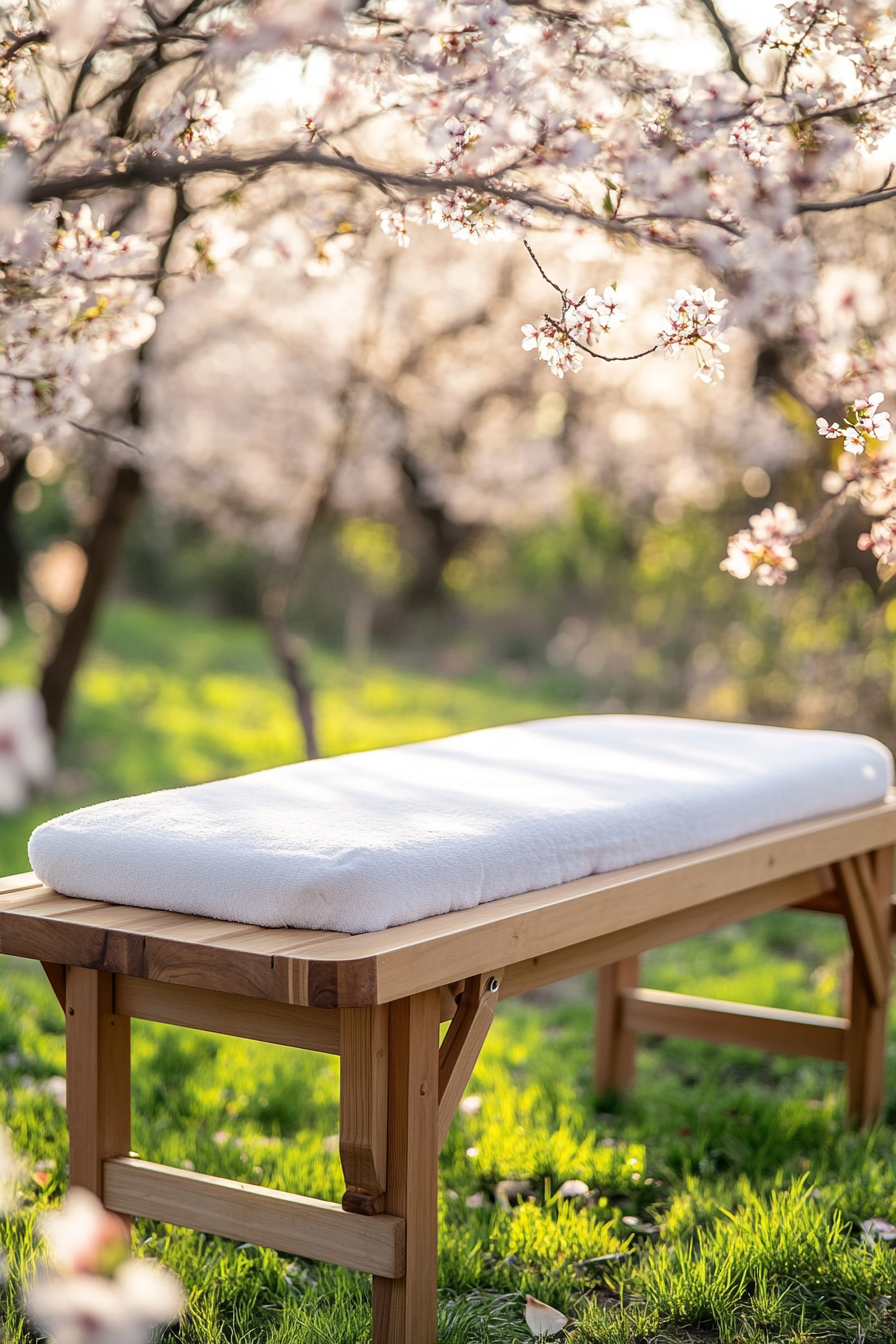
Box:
339, 1005, 389, 1214
372, 989, 440, 1344
65, 967, 131, 1198
595, 955, 640, 1096
839, 847, 893, 1125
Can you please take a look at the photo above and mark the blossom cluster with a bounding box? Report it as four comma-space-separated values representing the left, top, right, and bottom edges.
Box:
723, 392, 896, 586
721, 504, 805, 586
659, 288, 730, 385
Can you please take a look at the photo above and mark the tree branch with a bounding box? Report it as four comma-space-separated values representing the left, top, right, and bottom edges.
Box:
68, 420, 142, 452
796, 183, 896, 214
692, 0, 749, 85
523, 238, 565, 297
0, 29, 49, 64
546, 316, 657, 363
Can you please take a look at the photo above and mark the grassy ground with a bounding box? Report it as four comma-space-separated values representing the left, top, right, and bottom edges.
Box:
2, 603, 896, 1343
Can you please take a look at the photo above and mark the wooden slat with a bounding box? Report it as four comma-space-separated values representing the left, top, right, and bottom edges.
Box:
113, 977, 340, 1053
103, 1157, 404, 1279
620, 987, 848, 1061
0, 872, 46, 896
437, 972, 501, 1149
499, 869, 835, 1001
66, 968, 131, 1197
340, 1006, 389, 1214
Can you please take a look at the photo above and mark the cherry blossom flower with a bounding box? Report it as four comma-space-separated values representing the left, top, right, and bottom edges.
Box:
858, 515, 896, 572
659, 287, 729, 383
521, 319, 583, 377
26, 1189, 185, 1344
564, 287, 625, 345
817, 392, 891, 454
720, 503, 805, 585
140, 89, 234, 162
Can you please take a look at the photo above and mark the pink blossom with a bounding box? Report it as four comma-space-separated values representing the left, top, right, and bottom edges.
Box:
858, 515, 896, 567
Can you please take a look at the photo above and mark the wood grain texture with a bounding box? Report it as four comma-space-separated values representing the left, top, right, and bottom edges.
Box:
340, 1006, 389, 1214
66, 967, 130, 1197
500, 870, 834, 1002
114, 977, 339, 1053
437, 972, 501, 1149
103, 1158, 405, 1278
620, 987, 849, 1061
372, 991, 440, 1344
0, 872, 46, 896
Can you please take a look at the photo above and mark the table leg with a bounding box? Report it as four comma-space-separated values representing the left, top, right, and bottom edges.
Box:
372, 989, 440, 1344
595, 955, 640, 1096
841, 847, 893, 1124
65, 967, 131, 1198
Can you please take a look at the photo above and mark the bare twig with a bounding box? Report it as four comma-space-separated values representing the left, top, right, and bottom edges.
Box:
68, 420, 143, 452
546, 316, 657, 363
523, 238, 565, 296
693, 0, 750, 85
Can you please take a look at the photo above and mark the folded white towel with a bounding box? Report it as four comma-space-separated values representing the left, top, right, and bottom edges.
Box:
28, 716, 893, 934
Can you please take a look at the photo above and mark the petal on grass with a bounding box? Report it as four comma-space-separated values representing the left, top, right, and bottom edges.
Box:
525, 1294, 567, 1337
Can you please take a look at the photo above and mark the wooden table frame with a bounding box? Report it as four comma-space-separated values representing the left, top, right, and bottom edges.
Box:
2, 797, 895, 1344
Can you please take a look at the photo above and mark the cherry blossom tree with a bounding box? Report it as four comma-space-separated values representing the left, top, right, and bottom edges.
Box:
4, 0, 896, 734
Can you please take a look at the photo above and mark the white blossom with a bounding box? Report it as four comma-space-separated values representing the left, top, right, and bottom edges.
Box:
720, 503, 805, 585
521, 318, 584, 377
140, 89, 234, 162
659, 287, 729, 383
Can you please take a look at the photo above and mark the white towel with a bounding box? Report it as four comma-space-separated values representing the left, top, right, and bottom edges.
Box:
28, 716, 893, 934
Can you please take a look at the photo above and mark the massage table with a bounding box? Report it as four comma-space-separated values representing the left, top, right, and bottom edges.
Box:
2, 715, 895, 1343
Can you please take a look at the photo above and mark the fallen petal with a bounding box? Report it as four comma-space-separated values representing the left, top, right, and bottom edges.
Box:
525, 1294, 567, 1338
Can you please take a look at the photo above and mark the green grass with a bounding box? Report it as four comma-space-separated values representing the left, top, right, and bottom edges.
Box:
3, 602, 896, 1342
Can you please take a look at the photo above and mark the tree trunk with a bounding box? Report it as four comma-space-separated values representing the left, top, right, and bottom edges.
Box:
263, 603, 320, 760
0, 452, 26, 603
40, 466, 142, 736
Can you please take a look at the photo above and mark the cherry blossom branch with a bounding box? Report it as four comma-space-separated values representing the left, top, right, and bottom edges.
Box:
0, 30, 49, 64
693, 0, 750, 85
780, 12, 820, 97
522, 239, 565, 298
545, 315, 657, 363
23, 147, 744, 240
796, 183, 896, 214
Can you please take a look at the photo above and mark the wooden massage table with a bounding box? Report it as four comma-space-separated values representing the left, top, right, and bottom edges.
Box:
1, 792, 895, 1344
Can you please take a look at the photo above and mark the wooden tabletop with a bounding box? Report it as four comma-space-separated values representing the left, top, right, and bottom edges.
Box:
3, 797, 896, 1007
